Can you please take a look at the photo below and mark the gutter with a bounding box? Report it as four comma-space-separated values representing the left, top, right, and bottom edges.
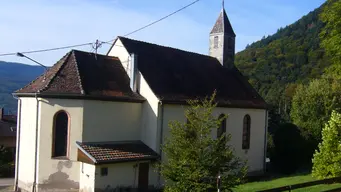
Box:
33, 94, 40, 192
13, 95, 21, 192
263, 110, 268, 174
157, 101, 164, 185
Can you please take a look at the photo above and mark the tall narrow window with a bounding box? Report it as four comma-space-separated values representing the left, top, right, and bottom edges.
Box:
214, 36, 219, 48
242, 115, 251, 149
217, 114, 226, 138
52, 111, 69, 158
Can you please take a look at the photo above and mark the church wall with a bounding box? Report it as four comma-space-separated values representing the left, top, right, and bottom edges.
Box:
82, 100, 142, 142
79, 163, 95, 192
36, 98, 84, 191
107, 38, 131, 76
139, 74, 159, 152
17, 97, 38, 191
161, 104, 267, 174
209, 33, 225, 64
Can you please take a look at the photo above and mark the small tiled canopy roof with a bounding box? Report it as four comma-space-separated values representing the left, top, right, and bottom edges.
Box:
210, 8, 235, 36
76, 141, 159, 164
14, 50, 144, 102
116, 37, 267, 109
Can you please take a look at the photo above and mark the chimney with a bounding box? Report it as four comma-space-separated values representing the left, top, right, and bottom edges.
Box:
0, 108, 3, 121
130, 53, 140, 93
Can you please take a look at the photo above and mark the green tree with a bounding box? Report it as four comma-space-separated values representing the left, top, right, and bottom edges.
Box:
320, 0, 341, 79
290, 79, 341, 142
160, 93, 247, 192
312, 111, 341, 179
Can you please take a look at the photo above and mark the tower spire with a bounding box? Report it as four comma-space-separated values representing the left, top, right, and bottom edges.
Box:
222, 0, 224, 9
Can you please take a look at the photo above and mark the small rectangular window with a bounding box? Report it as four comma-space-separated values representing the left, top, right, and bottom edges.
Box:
214, 36, 219, 48
101, 167, 108, 176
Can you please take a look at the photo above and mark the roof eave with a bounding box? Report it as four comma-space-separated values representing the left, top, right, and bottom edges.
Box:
160, 99, 268, 110
13, 92, 146, 103
95, 156, 160, 165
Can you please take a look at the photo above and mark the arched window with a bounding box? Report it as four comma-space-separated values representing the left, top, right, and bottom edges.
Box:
217, 114, 226, 138
52, 111, 69, 158
214, 36, 219, 48
242, 115, 251, 149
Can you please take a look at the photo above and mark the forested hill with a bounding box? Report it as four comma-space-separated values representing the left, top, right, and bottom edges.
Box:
0, 61, 44, 113
235, 3, 329, 113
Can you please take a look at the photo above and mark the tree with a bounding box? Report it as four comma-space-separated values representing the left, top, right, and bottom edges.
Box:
160, 93, 247, 192
312, 111, 341, 179
270, 123, 306, 174
290, 79, 341, 142
320, 0, 341, 80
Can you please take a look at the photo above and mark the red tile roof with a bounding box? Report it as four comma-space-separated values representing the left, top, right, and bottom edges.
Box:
76, 141, 159, 164
15, 50, 144, 102
117, 37, 267, 109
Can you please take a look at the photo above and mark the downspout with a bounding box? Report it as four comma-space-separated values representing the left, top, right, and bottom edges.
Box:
263, 110, 268, 174
33, 94, 40, 192
157, 101, 164, 186
13, 95, 21, 192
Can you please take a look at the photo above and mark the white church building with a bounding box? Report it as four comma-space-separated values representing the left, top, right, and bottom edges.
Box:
13, 7, 268, 192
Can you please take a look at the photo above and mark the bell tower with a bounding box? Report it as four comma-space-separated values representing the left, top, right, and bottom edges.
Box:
209, 1, 236, 69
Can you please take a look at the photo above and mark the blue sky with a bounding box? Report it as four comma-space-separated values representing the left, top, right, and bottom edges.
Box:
0, 0, 325, 66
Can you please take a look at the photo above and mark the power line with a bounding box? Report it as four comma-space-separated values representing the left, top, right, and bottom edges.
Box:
106, 0, 201, 42
0, 0, 201, 57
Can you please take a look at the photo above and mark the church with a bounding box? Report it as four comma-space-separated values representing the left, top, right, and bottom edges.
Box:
13, 6, 268, 192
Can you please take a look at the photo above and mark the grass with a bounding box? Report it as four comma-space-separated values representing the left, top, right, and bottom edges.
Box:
0, 186, 13, 192
234, 173, 341, 192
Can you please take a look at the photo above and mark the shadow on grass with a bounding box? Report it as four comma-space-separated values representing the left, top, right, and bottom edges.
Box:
245, 168, 311, 183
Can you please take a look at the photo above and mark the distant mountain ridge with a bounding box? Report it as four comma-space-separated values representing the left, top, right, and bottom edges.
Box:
0, 61, 44, 113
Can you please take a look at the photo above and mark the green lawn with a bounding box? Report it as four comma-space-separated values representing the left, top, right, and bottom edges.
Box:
234, 173, 341, 192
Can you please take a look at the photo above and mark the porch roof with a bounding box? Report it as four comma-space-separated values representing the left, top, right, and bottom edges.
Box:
76, 140, 159, 164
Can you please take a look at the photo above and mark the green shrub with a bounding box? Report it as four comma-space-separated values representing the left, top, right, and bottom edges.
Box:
312, 111, 341, 179
271, 123, 306, 174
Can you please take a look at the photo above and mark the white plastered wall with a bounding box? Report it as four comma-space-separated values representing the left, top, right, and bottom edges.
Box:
17, 97, 38, 191
80, 163, 95, 192
161, 104, 267, 173
37, 98, 84, 190
82, 100, 142, 142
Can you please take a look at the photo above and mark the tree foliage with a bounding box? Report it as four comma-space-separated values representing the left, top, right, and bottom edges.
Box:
270, 123, 306, 174
320, 0, 341, 80
312, 111, 341, 179
235, 3, 330, 118
160, 93, 247, 192
290, 79, 341, 142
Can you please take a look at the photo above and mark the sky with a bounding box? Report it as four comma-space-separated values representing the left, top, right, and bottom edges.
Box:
0, 0, 326, 66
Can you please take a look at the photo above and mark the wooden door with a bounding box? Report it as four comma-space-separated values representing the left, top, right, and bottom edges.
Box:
138, 163, 149, 191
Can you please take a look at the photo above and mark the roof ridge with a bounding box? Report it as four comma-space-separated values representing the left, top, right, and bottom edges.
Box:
15, 51, 71, 93
40, 51, 72, 92
118, 36, 216, 59
71, 51, 85, 95
72, 49, 119, 59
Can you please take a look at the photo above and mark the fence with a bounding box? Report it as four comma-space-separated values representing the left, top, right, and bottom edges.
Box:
257, 176, 341, 192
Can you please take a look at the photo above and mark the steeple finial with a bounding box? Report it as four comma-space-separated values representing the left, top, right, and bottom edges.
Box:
222, 0, 224, 9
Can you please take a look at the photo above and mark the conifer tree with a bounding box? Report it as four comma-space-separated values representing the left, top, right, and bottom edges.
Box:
160, 93, 247, 192
312, 111, 341, 179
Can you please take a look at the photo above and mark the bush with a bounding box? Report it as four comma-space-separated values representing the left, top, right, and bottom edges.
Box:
271, 123, 306, 174
312, 111, 341, 179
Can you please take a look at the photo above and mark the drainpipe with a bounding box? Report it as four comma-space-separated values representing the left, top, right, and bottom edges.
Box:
13, 95, 21, 192
33, 94, 40, 192
157, 101, 164, 186
263, 110, 268, 174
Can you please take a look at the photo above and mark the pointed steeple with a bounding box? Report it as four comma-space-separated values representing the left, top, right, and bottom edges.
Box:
210, 7, 235, 36
209, 4, 236, 69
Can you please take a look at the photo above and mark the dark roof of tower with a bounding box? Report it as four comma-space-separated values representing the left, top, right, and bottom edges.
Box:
210, 8, 236, 36
14, 50, 144, 102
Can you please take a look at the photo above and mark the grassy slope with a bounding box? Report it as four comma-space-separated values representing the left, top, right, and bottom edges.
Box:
235, 174, 341, 192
